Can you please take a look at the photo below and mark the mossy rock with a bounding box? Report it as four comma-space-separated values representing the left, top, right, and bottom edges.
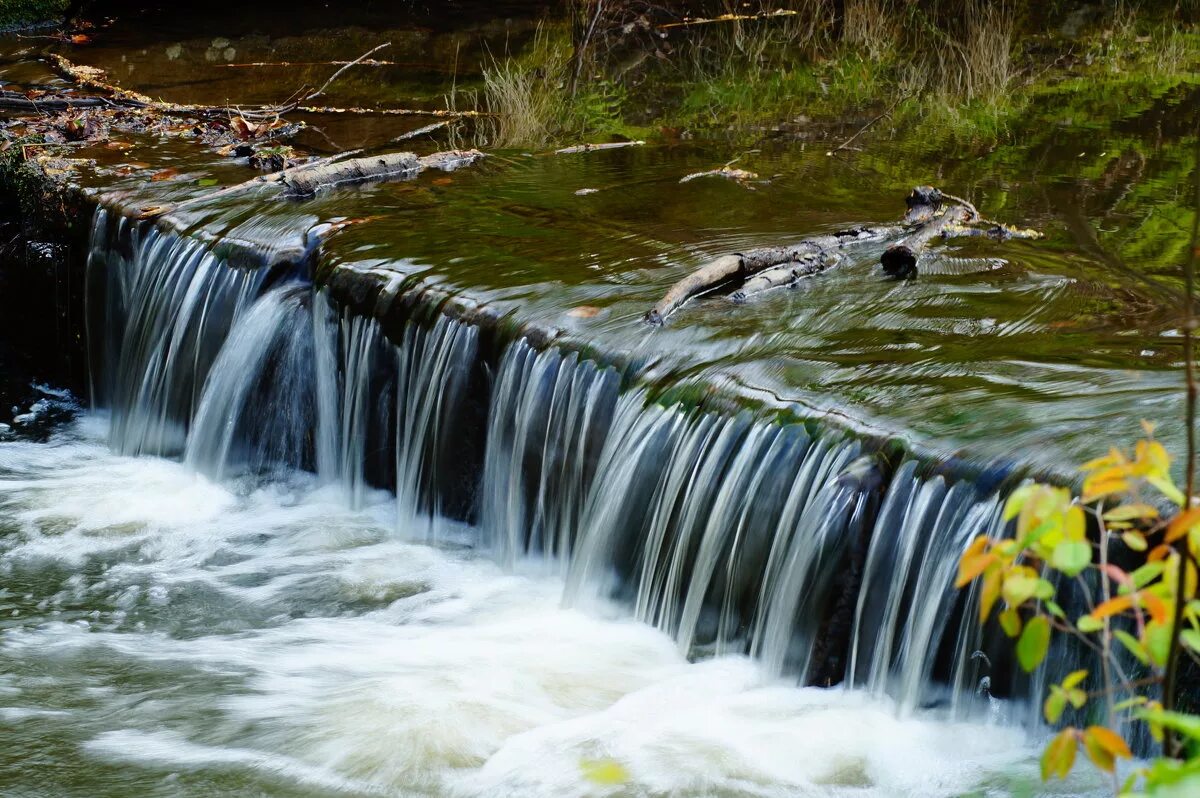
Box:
0, 0, 69, 30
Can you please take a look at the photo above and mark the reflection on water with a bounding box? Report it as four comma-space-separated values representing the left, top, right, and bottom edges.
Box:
0, 418, 1095, 797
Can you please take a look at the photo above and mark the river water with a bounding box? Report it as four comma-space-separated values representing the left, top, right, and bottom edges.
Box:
1, 3, 1194, 795
2, 416, 1099, 797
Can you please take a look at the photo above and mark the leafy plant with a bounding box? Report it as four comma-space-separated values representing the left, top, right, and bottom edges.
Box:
958, 429, 1200, 794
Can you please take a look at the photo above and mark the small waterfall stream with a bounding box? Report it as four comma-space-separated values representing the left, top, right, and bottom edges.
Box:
81, 207, 1067, 725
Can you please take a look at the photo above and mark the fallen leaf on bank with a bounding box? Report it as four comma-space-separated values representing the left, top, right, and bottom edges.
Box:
150, 168, 180, 181
568, 305, 602, 318
432, 177, 453, 185
104, 141, 133, 151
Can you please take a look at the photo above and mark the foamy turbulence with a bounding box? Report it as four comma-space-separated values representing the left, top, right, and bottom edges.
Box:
0, 418, 1099, 797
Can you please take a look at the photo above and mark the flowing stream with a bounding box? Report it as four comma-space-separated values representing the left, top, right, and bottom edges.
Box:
0, 211, 1109, 796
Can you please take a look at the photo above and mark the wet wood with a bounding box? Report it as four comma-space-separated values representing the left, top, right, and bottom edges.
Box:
140, 149, 484, 222
554, 141, 645, 155
0, 90, 111, 111
646, 254, 744, 325
41, 52, 485, 123
647, 227, 903, 323
646, 184, 1041, 324
731, 226, 904, 302
880, 205, 972, 278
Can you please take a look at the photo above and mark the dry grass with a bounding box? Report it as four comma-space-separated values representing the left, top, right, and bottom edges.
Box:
480, 30, 571, 148
843, 0, 900, 62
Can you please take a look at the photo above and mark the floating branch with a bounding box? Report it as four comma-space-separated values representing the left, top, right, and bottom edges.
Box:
880, 204, 973, 279
554, 141, 645, 155
140, 149, 484, 221
679, 163, 758, 186
658, 9, 798, 29
40, 49, 485, 123
646, 185, 1041, 324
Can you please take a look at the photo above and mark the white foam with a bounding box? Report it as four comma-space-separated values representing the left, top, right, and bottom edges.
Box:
0, 418, 1102, 797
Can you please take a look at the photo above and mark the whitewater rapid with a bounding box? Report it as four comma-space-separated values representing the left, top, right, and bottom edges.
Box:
0, 417, 1097, 797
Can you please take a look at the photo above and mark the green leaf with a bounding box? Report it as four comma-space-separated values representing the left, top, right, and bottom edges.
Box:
1130, 562, 1166, 589
1113, 629, 1150, 665
1145, 622, 1172, 667
1062, 669, 1088, 689
999, 607, 1022, 637
1182, 628, 1200, 653
1051, 540, 1091, 576
196, 177, 219, 187
1147, 473, 1185, 506
1044, 688, 1067, 724
1017, 615, 1051, 672
1076, 615, 1104, 633
1045, 600, 1066, 619
1113, 696, 1147, 712
1004, 575, 1041, 607
1004, 484, 1037, 521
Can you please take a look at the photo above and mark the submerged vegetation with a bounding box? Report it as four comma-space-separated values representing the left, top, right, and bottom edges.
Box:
477, 1, 1200, 148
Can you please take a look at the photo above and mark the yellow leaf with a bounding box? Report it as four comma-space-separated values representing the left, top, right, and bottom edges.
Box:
1082, 729, 1115, 773
979, 567, 1002, 623
1167, 507, 1200, 543
1086, 726, 1132, 759
956, 551, 996, 589
1062, 669, 1088, 690
1139, 592, 1169, 625
1103, 503, 1158, 522
580, 758, 630, 786
1121, 531, 1148, 552
1041, 728, 1077, 781
1082, 477, 1129, 503
1064, 505, 1086, 541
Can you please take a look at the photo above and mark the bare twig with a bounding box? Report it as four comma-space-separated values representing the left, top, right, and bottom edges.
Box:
658, 9, 798, 29
826, 96, 904, 157
554, 140, 644, 155
305, 43, 391, 102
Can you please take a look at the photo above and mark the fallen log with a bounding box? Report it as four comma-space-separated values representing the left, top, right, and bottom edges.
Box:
280, 148, 483, 196
646, 185, 1038, 324
0, 90, 112, 111
880, 204, 973, 279
731, 226, 905, 302
141, 149, 484, 222
646, 225, 910, 324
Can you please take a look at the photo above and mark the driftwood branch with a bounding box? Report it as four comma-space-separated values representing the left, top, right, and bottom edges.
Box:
141, 149, 484, 221
880, 204, 973, 278
39, 51, 484, 123
554, 140, 645, 155
646, 185, 1041, 324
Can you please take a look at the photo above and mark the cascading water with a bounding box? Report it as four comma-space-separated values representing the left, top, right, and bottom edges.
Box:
1, 205, 1119, 797
480, 339, 620, 566
77, 205, 1089, 748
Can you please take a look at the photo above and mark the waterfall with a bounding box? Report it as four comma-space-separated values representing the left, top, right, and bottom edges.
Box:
89, 213, 268, 457
848, 463, 1005, 712
480, 339, 620, 566
83, 206, 1064, 725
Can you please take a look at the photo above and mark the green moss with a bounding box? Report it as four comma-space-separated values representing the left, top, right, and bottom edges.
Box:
0, 0, 69, 30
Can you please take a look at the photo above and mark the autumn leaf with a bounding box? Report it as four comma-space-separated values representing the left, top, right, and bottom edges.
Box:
1041, 728, 1077, 780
